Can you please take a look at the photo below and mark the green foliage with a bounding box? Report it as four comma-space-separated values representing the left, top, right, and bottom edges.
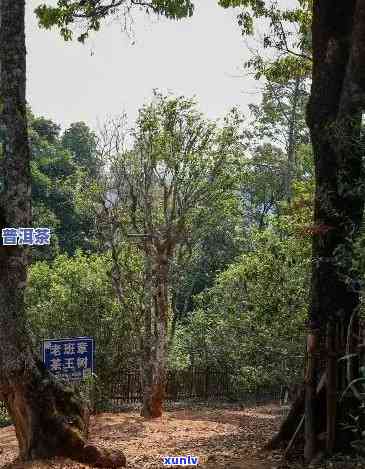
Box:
62, 122, 98, 177
31, 203, 61, 261
239, 143, 287, 229
247, 79, 309, 151
103, 92, 245, 243
28, 111, 99, 257
31, 116, 61, 143
219, 0, 312, 81
171, 190, 244, 319
35, 0, 194, 42
0, 404, 11, 428
23, 89, 318, 399
26, 249, 143, 382
149, 0, 194, 19
170, 215, 311, 390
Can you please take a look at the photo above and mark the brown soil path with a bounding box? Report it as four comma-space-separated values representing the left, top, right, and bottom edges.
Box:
0, 404, 285, 468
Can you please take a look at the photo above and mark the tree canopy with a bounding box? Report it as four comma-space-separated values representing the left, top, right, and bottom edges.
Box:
35, 0, 195, 42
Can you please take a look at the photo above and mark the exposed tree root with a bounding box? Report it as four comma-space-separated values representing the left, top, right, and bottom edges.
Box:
77, 444, 126, 468
267, 379, 362, 461
3, 360, 126, 468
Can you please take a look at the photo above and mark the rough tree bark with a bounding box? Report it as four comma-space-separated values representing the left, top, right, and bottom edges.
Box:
0, 2, 125, 466
305, 0, 365, 460
141, 240, 170, 418
269, 0, 365, 462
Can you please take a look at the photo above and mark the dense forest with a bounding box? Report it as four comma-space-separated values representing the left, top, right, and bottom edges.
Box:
26, 85, 311, 391
2, 0, 365, 468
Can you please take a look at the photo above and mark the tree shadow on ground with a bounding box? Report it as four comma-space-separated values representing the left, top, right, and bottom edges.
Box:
156, 430, 276, 469
167, 403, 283, 427
91, 413, 146, 442
0, 406, 283, 469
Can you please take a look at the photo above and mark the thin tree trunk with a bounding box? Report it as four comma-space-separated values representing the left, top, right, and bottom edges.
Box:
285, 76, 301, 202
304, 332, 318, 462
326, 322, 337, 455
168, 295, 178, 351
141, 245, 154, 416
267, 386, 305, 450
0, 3, 125, 465
267, 373, 328, 451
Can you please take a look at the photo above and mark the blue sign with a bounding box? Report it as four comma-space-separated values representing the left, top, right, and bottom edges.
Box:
42, 336, 94, 380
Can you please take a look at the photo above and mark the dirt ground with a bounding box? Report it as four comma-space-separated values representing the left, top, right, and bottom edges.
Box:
2, 403, 363, 469
0, 403, 286, 469
4, 403, 363, 469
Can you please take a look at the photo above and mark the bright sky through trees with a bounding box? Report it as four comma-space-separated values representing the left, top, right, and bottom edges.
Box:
26, 0, 259, 130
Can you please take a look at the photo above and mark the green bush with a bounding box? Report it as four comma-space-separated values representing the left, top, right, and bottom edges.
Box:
25, 249, 143, 386
170, 217, 310, 390
0, 404, 11, 428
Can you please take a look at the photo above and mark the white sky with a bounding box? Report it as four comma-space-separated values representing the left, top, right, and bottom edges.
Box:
25, 0, 262, 131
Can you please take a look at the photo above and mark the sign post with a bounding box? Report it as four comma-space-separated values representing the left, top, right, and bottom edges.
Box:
42, 336, 94, 380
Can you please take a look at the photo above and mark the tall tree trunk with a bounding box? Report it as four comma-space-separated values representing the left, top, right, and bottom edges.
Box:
141, 246, 169, 418
0, 3, 125, 466
304, 0, 365, 461
268, 0, 365, 459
